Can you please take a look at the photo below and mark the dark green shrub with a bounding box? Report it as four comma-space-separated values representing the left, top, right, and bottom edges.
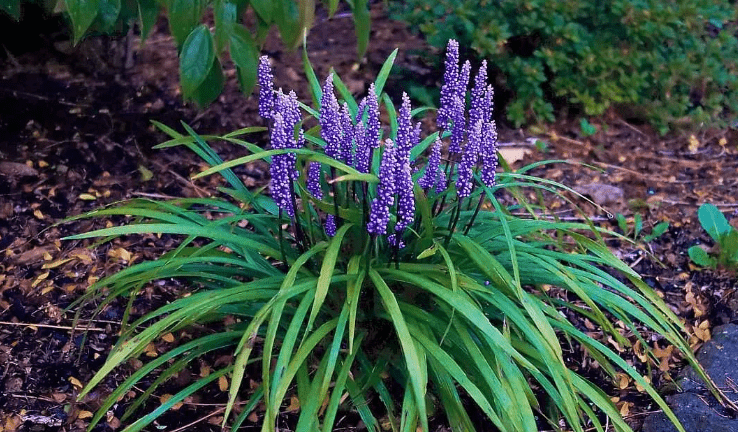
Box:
1, 0, 371, 107
391, 0, 738, 132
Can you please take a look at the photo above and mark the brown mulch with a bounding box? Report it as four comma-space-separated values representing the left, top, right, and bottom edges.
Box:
1, 3, 737, 431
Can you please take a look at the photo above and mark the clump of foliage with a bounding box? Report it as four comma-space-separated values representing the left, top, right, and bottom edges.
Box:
65, 41, 720, 432
689, 203, 738, 271
614, 213, 669, 244
391, 0, 738, 133
1, 0, 370, 106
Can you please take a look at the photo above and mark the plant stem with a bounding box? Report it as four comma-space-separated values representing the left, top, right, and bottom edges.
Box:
444, 197, 463, 248
464, 193, 486, 235
278, 209, 288, 271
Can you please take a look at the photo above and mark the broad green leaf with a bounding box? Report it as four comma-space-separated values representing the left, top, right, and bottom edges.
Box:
97, 0, 121, 31
0, 0, 21, 19
351, 0, 370, 58
643, 221, 669, 242
327, 0, 338, 16
689, 245, 716, 267
137, 0, 159, 42
168, 0, 201, 47
179, 25, 215, 99
230, 25, 259, 95
190, 57, 224, 107
297, 0, 315, 40
250, 0, 272, 22
274, 0, 301, 49
698, 203, 731, 243
214, 0, 237, 53
65, 0, 100, 44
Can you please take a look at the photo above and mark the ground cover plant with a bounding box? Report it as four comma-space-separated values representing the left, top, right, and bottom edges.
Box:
62, 41, 723, 431
689, 203, 738, 272
1, 0, 371, 106
391, 0, 738, 133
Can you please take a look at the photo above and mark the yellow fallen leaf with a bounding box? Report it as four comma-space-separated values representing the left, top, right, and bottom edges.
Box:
498, 147, 532, 165
286, 395, 300, 412
69, 376, 84, 388
78, 193, 96, 201
33, 209, 44, 220
635, 376, 651, 393
31, 272, 50, 288
688, 135, 700, 153
218, 375, 229, 392
78, 410, 93, 419
42, 258, 73, 269
144, 343, 158, 357
161, 333, 175, 343
616, 373, 629, 389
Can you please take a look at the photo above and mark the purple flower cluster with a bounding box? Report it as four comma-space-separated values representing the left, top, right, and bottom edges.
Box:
257, 40, 496, 245
261, 81, 303, 218
437, 40, 459, 130
353, 84, 380, 173
307, 162, 322, 198
418, 138, 443, 191
435, 40, 498, 198
258, 56, 275, 119
321, 74, 343, 160
367, 139, 397, 235
393, 93, 417, 233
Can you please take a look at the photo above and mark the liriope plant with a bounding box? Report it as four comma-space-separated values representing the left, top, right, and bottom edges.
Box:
65, 41, 722, 432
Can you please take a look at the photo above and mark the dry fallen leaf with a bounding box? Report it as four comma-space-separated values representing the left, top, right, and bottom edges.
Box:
498, 147, 532, 165
218, 375, 229, 392
68, 376, 83, 389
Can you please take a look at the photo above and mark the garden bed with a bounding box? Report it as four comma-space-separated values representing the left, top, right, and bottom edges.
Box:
1, 3, 737, 431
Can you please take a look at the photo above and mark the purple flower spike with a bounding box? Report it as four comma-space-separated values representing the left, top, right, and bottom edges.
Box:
367, 139, 397, 235
457, 60, 471, 100
387, 233, 406, 249
419, 138, 442, 190
448, 94, 466, 154
307, 162, 323, 198
321, 74, 342, 159
396, 93, 413, 160
436, 169, 448, 194
456, 119, 483, 198
353, 121, 370, 173
325, 214, 337, 237
394, 159, 415, 231
438, 40, 460, 130
480, 120, 499, 187
339, 102, 354, 165
258, 56, 275, 119
269, 112, 295, 217
470, 61, 488, 128
483, 84, 495, 124
365, 83, 381, 149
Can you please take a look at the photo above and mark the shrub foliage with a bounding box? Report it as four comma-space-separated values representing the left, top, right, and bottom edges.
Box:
1, 0, 371, 107
392, 0, 738, 132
